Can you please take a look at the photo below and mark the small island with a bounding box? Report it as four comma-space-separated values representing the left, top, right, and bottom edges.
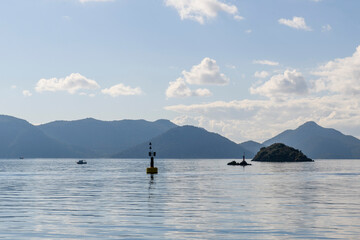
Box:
252, 143, 314, 162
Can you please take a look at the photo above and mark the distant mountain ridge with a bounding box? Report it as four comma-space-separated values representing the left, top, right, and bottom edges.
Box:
0, 115, 85, 158
38, 118, 177, 157
114, 125, 253, 159
263, 121, 360, 159
239, 141, 264, 155
1, 114, 360, 159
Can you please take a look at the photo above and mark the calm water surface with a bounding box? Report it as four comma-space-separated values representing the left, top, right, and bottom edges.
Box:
0, 158, 359, 239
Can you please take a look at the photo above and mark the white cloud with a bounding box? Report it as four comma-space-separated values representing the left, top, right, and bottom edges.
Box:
278, 16, 312, 31
251, 69, 308, 99
35, 73, 100, 94
165, 0, 240, 24
313, 45, 360, 95
253, 60, 279, 66
322, 24, 332, 32
245, 29, 252, 34
165, 95, 360, 142
254, 71, 269, 78
165, 46, 360, 143
234, 15, 244, 21
182, 57, 229, 85
22, 90, 32, 97
101, 83, 142, 97
11, 85, 17, 89
166, 78, 211, 98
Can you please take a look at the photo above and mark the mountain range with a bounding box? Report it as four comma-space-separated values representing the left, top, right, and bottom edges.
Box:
1, 114, 360, 159
115, 125, 252, 159
0, 115, 83, 158
38, 118, 177, 157
263, 121, 360, 159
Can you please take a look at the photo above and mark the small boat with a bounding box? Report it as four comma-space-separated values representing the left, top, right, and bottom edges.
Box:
76, 160, 87, 164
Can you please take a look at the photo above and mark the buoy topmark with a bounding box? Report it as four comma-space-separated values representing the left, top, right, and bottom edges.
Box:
147, 142, 158, 174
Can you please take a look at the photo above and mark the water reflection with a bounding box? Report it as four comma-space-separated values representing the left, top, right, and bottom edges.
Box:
0, 159, 359, 239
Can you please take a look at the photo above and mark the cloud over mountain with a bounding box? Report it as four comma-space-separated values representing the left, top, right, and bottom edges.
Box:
166, 94, 360, 142
250, 69, 308, 98
35, 73, 100, 94
313, 45, 360, 95
166, 78, 211, 98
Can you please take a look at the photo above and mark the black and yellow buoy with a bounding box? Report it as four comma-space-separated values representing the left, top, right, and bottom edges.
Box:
146, 142, 158, 174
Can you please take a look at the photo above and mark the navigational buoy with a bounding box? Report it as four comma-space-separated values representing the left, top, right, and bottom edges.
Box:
147, 142, 158, 174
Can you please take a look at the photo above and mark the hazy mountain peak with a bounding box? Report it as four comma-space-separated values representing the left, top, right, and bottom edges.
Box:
297, 121, 320, 130
263, 121, 360, 159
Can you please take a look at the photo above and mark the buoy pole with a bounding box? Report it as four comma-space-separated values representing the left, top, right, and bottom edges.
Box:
147, 142, 158, 174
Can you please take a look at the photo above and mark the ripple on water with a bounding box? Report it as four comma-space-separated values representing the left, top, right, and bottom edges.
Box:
0, 158, 359, 239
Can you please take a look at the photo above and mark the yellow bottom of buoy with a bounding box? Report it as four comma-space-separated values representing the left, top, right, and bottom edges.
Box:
146, 167, 158, 174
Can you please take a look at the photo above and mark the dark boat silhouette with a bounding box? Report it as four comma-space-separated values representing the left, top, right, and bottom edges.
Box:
76, 160, 87, 164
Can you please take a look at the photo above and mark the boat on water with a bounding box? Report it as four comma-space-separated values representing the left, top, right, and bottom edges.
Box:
77, 160, 87, 164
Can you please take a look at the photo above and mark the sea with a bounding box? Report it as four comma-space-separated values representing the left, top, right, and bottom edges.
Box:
0, 158, 359, 239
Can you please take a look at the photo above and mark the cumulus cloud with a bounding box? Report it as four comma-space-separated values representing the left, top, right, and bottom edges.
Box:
165, 46, 360, 142
251, 70, 308, 98
182, 57, 229, 85
101, 83, 142, 97
313, 45, 360, 95
22, 90, 32, 97
254, 71, 269, 78
253, 60, 279, 66
165, 0, 241, 24
35, 73, 100, 94
278, 16, 312, 31
166, 78, 211, 98
165, 95, 360, 142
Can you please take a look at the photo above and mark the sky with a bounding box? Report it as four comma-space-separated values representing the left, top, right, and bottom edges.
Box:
1, 0, 360, 143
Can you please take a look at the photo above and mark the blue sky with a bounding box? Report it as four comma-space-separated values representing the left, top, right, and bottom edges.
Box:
1, 0, 360, 142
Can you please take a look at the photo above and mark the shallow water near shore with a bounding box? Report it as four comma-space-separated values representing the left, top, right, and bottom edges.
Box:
0, 158, 360, 239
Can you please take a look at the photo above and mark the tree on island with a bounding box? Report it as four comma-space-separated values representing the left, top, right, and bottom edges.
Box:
252, 143, 313, 162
